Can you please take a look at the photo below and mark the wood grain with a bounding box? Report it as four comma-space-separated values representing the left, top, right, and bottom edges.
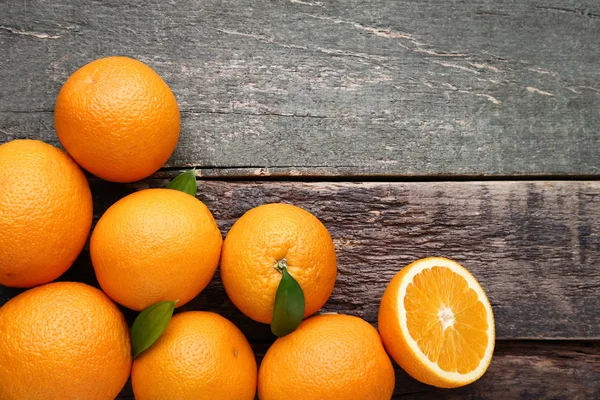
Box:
114, 341, 600, 400
2, 180, 598, 340
1, 0, 599, 176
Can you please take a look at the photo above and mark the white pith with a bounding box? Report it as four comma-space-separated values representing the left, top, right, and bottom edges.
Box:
438, 305, 455, 331
396, 257, 495, 383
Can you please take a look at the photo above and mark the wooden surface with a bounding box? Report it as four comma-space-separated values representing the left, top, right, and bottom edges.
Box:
1, 0, 600, 177
1, 0, 599, 399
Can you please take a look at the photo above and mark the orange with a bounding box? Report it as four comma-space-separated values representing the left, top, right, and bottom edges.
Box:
258, 314, 395, 400
378, 257, 495, 388
220, 203, 337, 324
132, 311, 257, 400
0, 139, 92, 288
54, 56, 180, 183
90, 188, 222, 311
0, 282, 131, 400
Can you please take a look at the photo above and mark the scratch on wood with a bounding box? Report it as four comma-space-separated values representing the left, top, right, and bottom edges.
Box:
526, 67, 557, 76
527, 87, 554, 97
0, 26, 61, 39
214, 28, 387, 61
476, 93, 501, 104
533, 6, 600, 19
578, 86, 600, 94
289, 0, 323, 6
442, 82, 458, 90
470, 63, 501, 73
304, 14, 413, 39
415, 48, 466, 57
314, 47, 388, 61
436, 62, 479, 74
304, 13, 465, 57
214, 28, 270, 42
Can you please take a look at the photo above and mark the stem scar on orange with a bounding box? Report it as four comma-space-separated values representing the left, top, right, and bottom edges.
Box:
220, 203, 337, 325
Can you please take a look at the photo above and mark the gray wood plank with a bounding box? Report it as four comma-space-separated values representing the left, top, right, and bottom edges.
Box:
2, 180, 598, 339
1, 0, 599, 176
115, 341, 600, 399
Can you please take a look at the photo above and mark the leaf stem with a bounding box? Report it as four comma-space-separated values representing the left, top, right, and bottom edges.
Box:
273, 258, 288, 273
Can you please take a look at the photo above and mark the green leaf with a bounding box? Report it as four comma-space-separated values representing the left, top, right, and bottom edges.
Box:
271, 264, 305, 337
167, 169, 197, 196
130, 300, 177, 358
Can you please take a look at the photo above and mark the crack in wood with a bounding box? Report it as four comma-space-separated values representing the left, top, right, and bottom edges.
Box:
534, 5, 600, 18
475, 10, 511, 17
0, 109, 54, 113
179, 109, 333, 119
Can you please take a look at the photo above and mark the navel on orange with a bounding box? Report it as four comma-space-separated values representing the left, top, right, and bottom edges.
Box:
220, 203, 337, 324
54, 56, 180, 183
0, 139, 92, 288
90, 188, 222, 311
0, 282, 131, 400
378, 257, 495, 388
258, 314, 395, 400
132, 311, 257, 400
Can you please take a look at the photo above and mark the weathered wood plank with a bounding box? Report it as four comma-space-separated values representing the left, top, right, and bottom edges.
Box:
1, 0, 599, 176
2, 180, 598, 339
115, 341, 600, 400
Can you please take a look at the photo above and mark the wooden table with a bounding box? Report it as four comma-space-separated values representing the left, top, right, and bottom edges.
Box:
1, 1, 599, 398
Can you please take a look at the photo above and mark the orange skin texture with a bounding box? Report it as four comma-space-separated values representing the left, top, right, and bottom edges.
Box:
0, 282, 131, 400
54, 56, 180, 183
0, 140, 92, 288
132, 311, 257, 400
258, 314, 395, 400
90, 188, 222, 311
220, 203, 337, 324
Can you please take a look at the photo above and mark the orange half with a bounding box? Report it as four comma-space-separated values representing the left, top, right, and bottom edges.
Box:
378, 257, 495, 388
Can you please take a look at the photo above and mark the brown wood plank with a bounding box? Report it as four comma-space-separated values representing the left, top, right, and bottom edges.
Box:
1, 0, 599, 176
3, 180, 597, 340
114, 341, 600, 399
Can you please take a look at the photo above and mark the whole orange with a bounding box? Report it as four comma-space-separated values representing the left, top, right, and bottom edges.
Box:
0, 139, 92, 288
0, 282, 131, 400
220, 203, 337, 324
258, 314, 395, 400
90, 188, 222, 311
132, 311, 257, 400
54, 56, 180, 183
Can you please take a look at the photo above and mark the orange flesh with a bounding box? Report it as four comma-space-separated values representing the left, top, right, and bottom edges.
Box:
404, 266, 489, 374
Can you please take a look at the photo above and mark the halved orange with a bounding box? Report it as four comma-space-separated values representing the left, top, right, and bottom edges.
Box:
378, 257, 495, 388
